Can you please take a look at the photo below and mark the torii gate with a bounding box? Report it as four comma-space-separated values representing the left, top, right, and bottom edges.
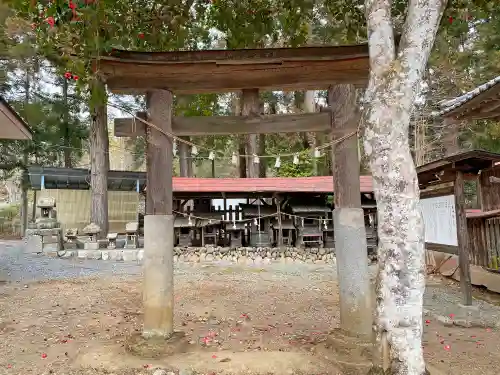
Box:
95, 44, 372, 339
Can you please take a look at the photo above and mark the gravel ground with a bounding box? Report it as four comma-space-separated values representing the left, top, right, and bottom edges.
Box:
1, 241, 500, 374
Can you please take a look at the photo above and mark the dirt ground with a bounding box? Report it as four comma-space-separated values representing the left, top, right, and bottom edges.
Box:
0, 264, 498, 375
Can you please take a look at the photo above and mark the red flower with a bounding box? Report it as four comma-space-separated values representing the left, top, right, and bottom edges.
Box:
138, 32, 145, 39
448, 16, 453, 24
46, 16, 55, 28
69, 0, 76, 9
41, 353, 47, 359
73, 75, 79, 81
64, 72, 72, 79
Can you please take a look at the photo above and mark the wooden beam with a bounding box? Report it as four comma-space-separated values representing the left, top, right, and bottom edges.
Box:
425, 242, 459, 255
114, 112, 346, 137
455, 170, 473, 306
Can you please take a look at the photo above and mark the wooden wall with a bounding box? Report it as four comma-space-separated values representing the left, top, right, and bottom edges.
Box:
479, 166, 500, 211
37, 189, 139, 233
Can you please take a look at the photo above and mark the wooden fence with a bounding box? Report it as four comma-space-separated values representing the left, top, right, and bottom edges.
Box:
182, 205, 244, 221
467, 212, 500, 269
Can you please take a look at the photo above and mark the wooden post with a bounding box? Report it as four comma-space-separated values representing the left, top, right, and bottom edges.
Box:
329, 85, 372, 337
143, 89, 175, 338
179, 136, 192, 177
177, 96, 192, 177
241, 89, 260, 178
32, 189, 37, 222
275, 196, 283, 247
223, 196, 227, 221
455, 170, 473, 305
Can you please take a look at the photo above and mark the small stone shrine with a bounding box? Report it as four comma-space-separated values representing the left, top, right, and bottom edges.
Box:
24, 197, 63, 254
83, 223, 101, 250
125, 221, 139, 249
107, 232, 118, 249
64, 228, 78, 250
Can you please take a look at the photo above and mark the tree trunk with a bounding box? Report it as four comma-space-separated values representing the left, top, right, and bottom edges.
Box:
62, 78, 72, 168
238, 137, 247, 178
363, 0, 447, 374
442, 117, 460, 156
178, 136, 192, 177
21, 70, 30, 235
241, 89, 260, 178
89, 79, 110, 237
232, 93, 247, 178
304, 90, 318, 175
177, 96, 193, 177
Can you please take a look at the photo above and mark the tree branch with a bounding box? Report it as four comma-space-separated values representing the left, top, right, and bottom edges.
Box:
398, 0, 448, 92
365, 0, 396, 78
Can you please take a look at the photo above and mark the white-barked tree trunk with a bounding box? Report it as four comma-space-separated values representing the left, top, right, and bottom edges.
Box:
362, 0, 447, 374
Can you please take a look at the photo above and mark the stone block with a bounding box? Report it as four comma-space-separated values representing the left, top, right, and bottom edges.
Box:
122, 250, 138, 262
25, 235, 43, 253
84, 242, 99, 250
59, 250, 75, 258
101, 250, 110, 260
43, 242, 61, 252
108, 250, 123, 261
42, 235, 59, 244
86, 250, 102, 260
36, 220, 58, 229
137, 249, 144, 262
37, 196, 55, 208
45, 251, 58, 257
64, 242, 77, 250
39, 228, 60, 236
125, 221, 139, 233
77, 250, 90, 259
437, 315, 454, 327
77, 250, 101, 259
25, 228, 39, 237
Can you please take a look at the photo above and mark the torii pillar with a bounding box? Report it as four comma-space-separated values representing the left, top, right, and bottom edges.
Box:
143, 89, 175, 338
329, 84, 372, 337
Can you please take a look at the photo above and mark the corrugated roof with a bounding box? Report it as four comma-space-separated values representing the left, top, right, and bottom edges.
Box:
27, 166, 374, 193
0, 96, 33, 140
435, 76, 500, 117
173, 176, 373, 193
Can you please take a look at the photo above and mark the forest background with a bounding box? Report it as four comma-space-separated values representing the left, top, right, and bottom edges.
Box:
0, 0, 499, 228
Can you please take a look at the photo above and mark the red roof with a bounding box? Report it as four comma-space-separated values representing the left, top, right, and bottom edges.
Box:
172, 176, 373, 193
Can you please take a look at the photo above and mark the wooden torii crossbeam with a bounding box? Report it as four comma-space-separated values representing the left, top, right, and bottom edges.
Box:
114, 108, 353, 137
